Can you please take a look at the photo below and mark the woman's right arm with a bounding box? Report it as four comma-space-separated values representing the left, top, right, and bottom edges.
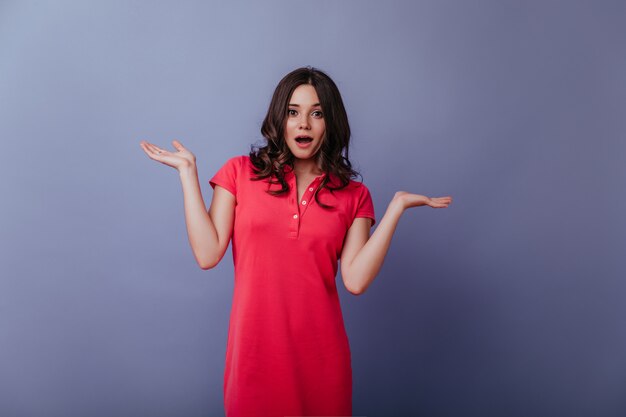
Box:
140, 139, 235, 270
179, 165, 235, 270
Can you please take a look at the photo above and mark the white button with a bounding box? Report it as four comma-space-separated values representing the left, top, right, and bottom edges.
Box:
302, 200, 307, 205
309, 187, 313, 191
293, 214, 298, 219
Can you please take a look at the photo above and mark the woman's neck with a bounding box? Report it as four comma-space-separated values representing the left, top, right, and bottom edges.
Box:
293, 158, 323, 176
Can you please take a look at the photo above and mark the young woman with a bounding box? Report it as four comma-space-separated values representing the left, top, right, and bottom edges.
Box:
140, 66, 452, 417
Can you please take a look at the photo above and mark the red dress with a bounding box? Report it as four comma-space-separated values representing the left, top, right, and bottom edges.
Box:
209, 155, 376, 417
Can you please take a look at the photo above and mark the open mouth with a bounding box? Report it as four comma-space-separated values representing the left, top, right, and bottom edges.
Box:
295, 136, 313, 143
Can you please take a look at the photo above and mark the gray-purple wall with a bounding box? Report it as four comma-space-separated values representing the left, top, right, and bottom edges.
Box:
1, 1, 624, 416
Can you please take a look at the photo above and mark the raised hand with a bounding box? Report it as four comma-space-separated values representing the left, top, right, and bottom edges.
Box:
139, 139, 196, 171
392, 191, 453, 211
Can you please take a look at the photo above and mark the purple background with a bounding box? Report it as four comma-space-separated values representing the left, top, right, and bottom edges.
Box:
1, 1, 624, 416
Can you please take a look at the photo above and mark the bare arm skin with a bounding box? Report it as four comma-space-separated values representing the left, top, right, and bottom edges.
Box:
179, 167, 235, 269
340, 191, 452, 295
139, 140, 235, 270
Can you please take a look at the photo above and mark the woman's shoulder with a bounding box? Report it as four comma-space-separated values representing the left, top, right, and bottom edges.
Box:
220, 154, 250, 169
346, 177, 372, 191
328, 176, 372, 197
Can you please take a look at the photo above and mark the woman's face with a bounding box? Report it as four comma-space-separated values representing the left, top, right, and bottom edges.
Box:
284, 84, 326, 161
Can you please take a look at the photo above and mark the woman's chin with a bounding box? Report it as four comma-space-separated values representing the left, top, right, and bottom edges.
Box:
288, 144, 319, 158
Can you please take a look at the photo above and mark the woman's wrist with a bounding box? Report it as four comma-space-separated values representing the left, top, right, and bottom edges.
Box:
387, 197, 406, 215
178, 162, 197, 178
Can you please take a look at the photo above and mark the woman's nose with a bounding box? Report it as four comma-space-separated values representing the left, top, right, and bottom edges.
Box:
299, 115, 310, 129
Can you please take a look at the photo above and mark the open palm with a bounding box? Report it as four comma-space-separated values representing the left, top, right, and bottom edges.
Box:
139, 139, 196, 171
393, 191, 453, 210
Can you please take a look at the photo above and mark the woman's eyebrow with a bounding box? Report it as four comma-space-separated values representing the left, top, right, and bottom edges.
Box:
288, 103, 321, 107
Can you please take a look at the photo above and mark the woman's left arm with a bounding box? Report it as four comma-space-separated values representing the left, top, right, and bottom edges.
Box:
340, 192, 452, 295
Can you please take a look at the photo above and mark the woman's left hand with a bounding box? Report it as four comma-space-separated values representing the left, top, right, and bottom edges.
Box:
391, 191, 452, 211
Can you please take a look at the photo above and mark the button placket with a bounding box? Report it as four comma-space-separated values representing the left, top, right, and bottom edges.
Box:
285, 170, 325, 239
287, 172, 300, 238
298, 177, 321, 219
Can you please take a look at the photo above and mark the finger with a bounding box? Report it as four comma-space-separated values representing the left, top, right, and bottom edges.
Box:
146, 142, 166, 155
142, 142, 166, 159
146, 142, 161, 153
172, 139, 184, 150
140, 142, 156, 156
429, 199, 450, 206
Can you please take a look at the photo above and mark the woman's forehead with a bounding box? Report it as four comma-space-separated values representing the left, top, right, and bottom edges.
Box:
289, 84, 320, 103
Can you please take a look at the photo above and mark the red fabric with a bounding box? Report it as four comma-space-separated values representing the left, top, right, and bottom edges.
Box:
209, 155, 375, 417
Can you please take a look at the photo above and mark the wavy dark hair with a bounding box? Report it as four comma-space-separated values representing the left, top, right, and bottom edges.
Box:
248, 66, 361, 209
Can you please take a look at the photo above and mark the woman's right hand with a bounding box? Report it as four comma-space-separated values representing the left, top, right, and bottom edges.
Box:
139, 139, 196, 171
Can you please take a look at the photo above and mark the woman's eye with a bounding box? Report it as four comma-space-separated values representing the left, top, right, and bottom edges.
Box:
312, 111, 323, 118
288, 109, 297, 116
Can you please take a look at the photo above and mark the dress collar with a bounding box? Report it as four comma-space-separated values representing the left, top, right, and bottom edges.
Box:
282, 164, 325, 178
282, 164, 337, 185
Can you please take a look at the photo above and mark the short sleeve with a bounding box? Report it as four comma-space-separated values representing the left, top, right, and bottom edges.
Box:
209, 156, 241, 198
355, 183, 376, 227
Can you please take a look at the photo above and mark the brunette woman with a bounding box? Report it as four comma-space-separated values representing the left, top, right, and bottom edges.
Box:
140, 66, 452, 417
